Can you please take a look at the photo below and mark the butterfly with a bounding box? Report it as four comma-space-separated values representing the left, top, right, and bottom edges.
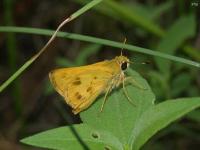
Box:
49, 52, 144, 114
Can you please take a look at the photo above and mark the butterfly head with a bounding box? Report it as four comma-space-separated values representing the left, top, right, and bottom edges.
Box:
115, 55, 130, 71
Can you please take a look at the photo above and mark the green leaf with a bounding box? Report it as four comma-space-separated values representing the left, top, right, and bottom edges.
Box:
21, 124, 123, 150
131, 97, 200, 150
80, 69, 155, 147
149, 70, 170, 99
155, 14, 196, 75
80, 69, 200, 150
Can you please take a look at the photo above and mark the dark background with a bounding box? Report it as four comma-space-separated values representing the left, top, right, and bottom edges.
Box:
0, 0, 200, 150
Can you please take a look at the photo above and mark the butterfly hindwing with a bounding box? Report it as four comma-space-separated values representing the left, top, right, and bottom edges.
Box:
67, 73, 108, 114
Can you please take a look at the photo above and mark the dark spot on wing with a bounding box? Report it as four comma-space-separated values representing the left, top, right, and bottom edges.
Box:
75, 92, 82, 100
77, 94, 82, 100
76, 77, 80, 80
75, 92, 79, 96
87, 87, 92, 92
94, 76, 97, 79
73, 77, 81, 85
73, 80, 81, 85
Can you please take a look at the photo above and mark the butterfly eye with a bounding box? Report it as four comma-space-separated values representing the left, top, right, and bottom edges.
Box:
121, 62, 128, 70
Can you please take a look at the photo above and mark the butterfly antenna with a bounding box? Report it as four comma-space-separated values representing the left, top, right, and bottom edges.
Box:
128, 60, 151, 65
121, 38, 127, 56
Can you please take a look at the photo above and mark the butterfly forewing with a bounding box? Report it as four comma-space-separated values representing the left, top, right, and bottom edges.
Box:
49, 60, 121, 114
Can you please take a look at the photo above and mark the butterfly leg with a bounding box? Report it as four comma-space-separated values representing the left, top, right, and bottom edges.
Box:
122, 77, 136, 106
100, 84, 113, 113
124, 76, 146, 90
